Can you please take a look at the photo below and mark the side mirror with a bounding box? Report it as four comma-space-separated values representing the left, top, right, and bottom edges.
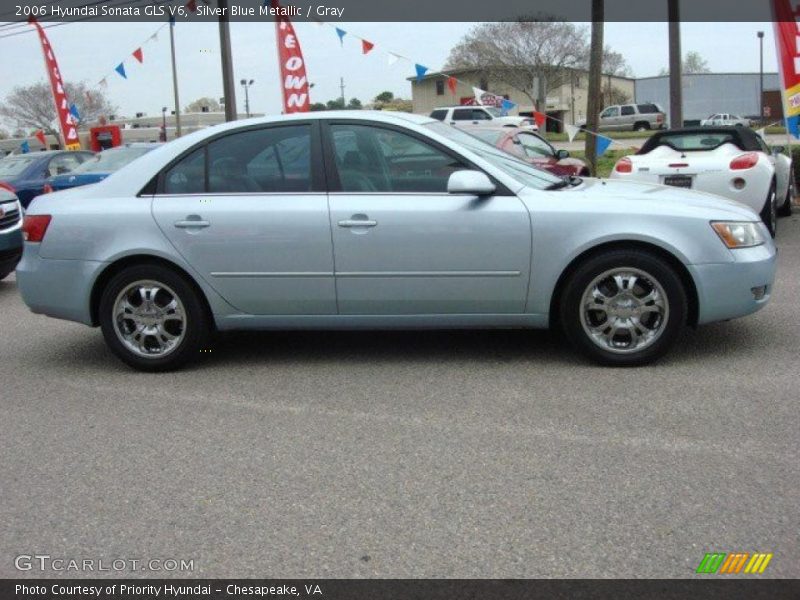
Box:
447, 170, 496, 196
556, 149, 570, 159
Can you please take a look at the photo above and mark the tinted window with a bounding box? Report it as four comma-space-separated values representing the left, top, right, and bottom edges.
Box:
207, 125, 311, 193
163, 148, 205, 194
637, 103, 661, 114
435, 80, 445, 96
472, 109, 491, 120
452, 109, 474, 121
330, 123, 466, 193
429, 109, 447, 121
620, 106, 635, 116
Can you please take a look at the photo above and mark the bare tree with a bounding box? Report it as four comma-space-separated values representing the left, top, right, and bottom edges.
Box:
601, 82, 631, 107
659, 50, 711, 75
184, 97, 222, 113
601, 47, 632, 77
0, 81, 116, 138
445, 21, 589, 107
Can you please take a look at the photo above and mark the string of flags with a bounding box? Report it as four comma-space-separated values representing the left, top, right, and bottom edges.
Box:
96, 22, 169, 88
313, 20, 619, 156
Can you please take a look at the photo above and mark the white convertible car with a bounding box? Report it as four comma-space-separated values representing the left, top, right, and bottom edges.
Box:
609, 127, 793, 237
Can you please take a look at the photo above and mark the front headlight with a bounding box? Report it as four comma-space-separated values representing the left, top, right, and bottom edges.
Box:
710, 221, 765, 249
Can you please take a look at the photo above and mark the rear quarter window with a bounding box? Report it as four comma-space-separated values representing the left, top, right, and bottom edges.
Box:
430, 109, 447, 121
637, 104, 661, 114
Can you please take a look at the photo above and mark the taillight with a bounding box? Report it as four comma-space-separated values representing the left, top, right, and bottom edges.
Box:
730, 152, 759, 170
615, 157, 633, 173
0, 181, 15, 193
43, 183, 53, 194
22, 214, 52, 242
656, 114, 664, 122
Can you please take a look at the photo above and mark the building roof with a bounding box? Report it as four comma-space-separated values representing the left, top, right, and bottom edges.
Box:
407, 66, 635, 82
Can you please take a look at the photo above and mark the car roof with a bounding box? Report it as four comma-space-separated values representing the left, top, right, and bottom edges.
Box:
638, 126, 761, 154
233, 110, 436, 127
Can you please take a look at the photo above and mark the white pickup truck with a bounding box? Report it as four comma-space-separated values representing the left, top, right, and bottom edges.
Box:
700, 113, 751, 127
429, 106, 538, 131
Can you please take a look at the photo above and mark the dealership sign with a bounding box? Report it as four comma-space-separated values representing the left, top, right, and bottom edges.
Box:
273, 0, 310, 113
772, 0, 800, 137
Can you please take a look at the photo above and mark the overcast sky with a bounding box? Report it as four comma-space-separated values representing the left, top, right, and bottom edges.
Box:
0, 21, 780, 125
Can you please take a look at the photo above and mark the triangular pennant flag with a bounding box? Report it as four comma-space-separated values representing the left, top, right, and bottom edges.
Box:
596, 135, 613, 157
186, 0, 197, 12
35, 130, 46, 145
132, 47, 143, 63
755, 127, 766, 138
335, 28, 346, 45
387, 53, 399, 66
99, 78, 107, 88
20, 140, 30, 153
565, 123, 581, 142
361, 40, 374, 55
150, 31, 159, 41
472, 87, 486, 105
500, 98, 516, 116
414, 64, 428, 83
533, 111, 547, 128
115, 63, 127, 79
788, 115, 800, 139
447, 76, 457, 95
69, 103, 81, 121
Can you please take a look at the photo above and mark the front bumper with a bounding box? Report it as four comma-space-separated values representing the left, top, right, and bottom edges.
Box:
689, 244, 777, 325
16, 247, 105, 325
0, 227, 23, 274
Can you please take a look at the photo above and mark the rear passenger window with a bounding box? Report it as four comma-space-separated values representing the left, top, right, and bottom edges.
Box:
637, 104, 660, 114
429, 109, 447, 121
452, 109, 473, 121
621, 106, 635, 116
163, 148, 205, 194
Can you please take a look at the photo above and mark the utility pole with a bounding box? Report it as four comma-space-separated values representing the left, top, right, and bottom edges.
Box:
339, 77, 346, 107
168, 19, 182, 137
585, 0, 604, 176
668, 0, 682, 129
758, 31, 765, 124
218, 0, 237, 122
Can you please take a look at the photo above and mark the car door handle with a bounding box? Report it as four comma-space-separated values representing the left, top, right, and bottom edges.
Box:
174, 219, 210, 228
338, 219, 377, 228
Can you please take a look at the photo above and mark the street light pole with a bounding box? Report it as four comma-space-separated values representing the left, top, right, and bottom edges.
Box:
168, 19, 182, 137
218, 0, 237, 122
668, 0, 682, 129
758, 31, 765, 124
240, 79, 254, 117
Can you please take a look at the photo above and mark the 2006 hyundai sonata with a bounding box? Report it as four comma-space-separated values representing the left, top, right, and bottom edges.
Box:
17, 112, 776, 371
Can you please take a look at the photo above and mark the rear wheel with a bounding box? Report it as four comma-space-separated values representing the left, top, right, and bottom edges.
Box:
759, 182, 778, 238
559, 249, 687, 366
633, 122, 650, 132
778, 178, 794, 217
99, 264, 210, 372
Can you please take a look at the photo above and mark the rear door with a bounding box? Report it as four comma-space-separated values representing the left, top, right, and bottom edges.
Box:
323, 120, 531, 315
151, 122, 337, 315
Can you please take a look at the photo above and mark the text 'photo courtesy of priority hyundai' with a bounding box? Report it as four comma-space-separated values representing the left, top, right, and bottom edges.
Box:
17, 112, 777, 371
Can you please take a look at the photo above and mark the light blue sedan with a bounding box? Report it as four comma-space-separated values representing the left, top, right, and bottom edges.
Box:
17, 112, 776, 371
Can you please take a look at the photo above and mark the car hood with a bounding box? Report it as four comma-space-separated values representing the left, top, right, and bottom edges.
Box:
543, 178, 760, 221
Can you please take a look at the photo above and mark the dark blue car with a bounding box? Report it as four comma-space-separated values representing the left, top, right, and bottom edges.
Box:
0, 150, 95, 208
46, 143, 162, 193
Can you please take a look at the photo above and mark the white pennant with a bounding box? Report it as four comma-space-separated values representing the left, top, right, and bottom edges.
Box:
755, 127, 766, 138
387, 53, 399, 66
565, 123, 581, 142
472, 87, 486, 105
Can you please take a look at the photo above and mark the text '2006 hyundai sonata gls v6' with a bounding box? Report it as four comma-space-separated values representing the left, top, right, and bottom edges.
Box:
17, 112, 776, 371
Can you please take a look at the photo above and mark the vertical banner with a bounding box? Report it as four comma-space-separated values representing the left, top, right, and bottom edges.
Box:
28, 17, 81, 150
772, 0, 800, 138
273, 0, 310, 113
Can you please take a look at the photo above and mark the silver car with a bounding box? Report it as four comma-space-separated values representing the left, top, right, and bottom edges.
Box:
17, 112, 776, 371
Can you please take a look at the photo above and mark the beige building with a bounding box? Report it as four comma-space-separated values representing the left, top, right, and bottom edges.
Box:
409, 67, 634, 132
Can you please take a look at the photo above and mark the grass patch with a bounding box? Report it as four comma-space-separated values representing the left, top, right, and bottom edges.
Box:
570, 149, 634, 178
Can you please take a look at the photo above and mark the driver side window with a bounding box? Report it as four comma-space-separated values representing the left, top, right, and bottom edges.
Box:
329, 124, 466, 193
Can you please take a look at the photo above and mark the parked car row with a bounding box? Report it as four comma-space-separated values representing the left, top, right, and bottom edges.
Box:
15, 112, 776, 372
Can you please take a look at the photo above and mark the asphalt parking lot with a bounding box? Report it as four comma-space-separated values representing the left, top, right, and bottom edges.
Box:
1, 216, 798, 579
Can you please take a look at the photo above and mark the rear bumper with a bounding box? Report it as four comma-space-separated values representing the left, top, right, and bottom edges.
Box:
689, 244, 777, 325
16, 247, 104, 325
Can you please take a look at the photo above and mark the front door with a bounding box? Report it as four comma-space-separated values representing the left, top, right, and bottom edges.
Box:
151, 122, 337, 315
323, 121, 531, 315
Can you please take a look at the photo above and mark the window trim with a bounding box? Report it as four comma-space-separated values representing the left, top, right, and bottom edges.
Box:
148, 120, 325, 196
320, 118, 513, 196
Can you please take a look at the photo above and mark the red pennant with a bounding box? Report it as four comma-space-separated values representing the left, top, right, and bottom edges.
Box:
35, 130, 46, 145
186, 0, 197, 11
361, 40, 374, 55
132, 47, 143, 63
533, 111, 547, 128
447, 76, 457, 95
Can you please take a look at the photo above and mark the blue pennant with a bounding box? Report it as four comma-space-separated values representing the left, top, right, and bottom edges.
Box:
69, 103, 81, 121
115, 63, 127, 79
20, 140, 30, 153
596, 135, 613, 157
415, 64, 428, 83
335, 28, 346, 45
787, 115, 800, 140
500, 98, 516, 116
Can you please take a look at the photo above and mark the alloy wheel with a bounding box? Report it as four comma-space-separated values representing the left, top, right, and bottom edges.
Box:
112, 280, 187, 358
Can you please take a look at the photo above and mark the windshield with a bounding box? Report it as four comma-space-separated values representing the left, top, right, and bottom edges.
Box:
0, 155, 38, 178
425, 121, 562, 189
71, 146, 155, 174
652, 132, 736, 151
485, 107, 502, 118
465, 129, 506, 145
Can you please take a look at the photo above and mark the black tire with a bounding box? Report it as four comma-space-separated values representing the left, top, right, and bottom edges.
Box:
778, 179, 794, 217
98, 264, 210, 372
0, 267, 14, 281
759, 181, 778, 238
559, 249, 688, 367
633, 122, 650, 132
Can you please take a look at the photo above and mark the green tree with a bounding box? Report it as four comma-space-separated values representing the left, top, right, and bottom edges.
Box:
374, 91, 394, 104
346, 98, 363, 110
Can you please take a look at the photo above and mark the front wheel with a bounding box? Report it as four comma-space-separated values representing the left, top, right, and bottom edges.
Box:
759, 182, 778, 238
98, 264, 210, 372
559, 249, 687, 366
778, 178, 794, 217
